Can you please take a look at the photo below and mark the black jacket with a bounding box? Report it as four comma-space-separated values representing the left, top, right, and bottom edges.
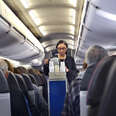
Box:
43, 56, 78, 85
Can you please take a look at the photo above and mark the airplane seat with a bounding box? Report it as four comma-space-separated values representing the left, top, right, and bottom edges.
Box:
15, 74, 28, 92
7, 72, 30, 116
31, 73, 43, 86
80, 65, 97, 116
0, 69, 11, 116
15, 74, 40, 116
87, 55, 116, 116
21, 74, 35, 105
22, 74, 46, 108
34, 74, 48, 103
28, 73, 45, 99
28, 74, 38, 86
97, 60, 116, 116
80, 91, 88, 116
28, 74, 44, 96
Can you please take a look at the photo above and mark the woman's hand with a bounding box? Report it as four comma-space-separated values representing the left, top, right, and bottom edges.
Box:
65, 67, 69, 72
44, 59, 49, 64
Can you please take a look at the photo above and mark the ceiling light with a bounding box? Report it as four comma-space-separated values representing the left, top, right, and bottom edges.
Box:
69, 25, 75, 35
20, 0, 30, 8
68, 0, 77, 7
97, 9, 116, 22
29, 10, 41, 25
38, 26, 48, 36
38, 26, 46, 31
69, 9, 76, 24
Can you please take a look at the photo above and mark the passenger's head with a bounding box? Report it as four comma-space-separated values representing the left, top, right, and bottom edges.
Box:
83, 62, 88, 70
0, 59, 8, 77
28, 68, 42, 77
56, 40, 68, 56
85, 45, 108, 65
14, 66, 28, 74
4, 59, 14, 72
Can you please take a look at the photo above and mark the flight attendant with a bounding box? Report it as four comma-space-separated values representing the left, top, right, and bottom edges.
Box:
44, 40, 78, 85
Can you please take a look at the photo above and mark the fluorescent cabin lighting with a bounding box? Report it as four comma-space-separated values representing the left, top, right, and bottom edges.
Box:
69, 9, 76, 24
69, 25, 75, 35
68, 0, 77, 7
39, 26, 46, 31
20, 0, 30, 8
97, 9, 116, 22
29, 10, 41, 25
38, 26, 48, 36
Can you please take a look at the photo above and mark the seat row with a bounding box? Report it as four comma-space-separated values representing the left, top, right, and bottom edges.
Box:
80, 55, 116, 116
0, 70, 48, 116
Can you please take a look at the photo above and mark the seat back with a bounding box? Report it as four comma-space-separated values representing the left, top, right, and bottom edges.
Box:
0, 70, 11, 116
22, 74, 35, 105
97, 60, 116, 116
29, 74, 38, 86
15, 74, 28, 92
7, 72, 29, 116
87, 55, 116, 116
15, 74, 40, 116
80, 63, 97, 116
80, 91, 88, 116
38, 86, 43, 96
30, 73, 43, 86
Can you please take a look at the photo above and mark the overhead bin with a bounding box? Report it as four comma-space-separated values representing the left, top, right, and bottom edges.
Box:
0, 0, 44, 63
0, 16, 10, 34
0, 39, 40, 60
0, 24, 25, 48
75, 0, 116, 64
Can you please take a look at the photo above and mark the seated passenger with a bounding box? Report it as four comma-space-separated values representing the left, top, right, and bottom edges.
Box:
14, 66, 48, 116
80, 45, 108, 90
4, 59, 14, 73
61, 45, 108, 116
0, 59, 9, 78
28, 68, 48, 103
78, 62, 88, 80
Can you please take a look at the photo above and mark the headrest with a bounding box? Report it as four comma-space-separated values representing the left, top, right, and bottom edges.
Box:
22, 74, 34, 91
0, 69, 9, 93
30, 73, 43, 86
7, 72, 21, 91
28, 74, 38, 85
15, 74, 28, 92
87, 55, 116, 105
97, 60, 116, 116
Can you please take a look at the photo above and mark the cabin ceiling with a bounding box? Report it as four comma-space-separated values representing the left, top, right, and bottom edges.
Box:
3, 0, 84, 52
